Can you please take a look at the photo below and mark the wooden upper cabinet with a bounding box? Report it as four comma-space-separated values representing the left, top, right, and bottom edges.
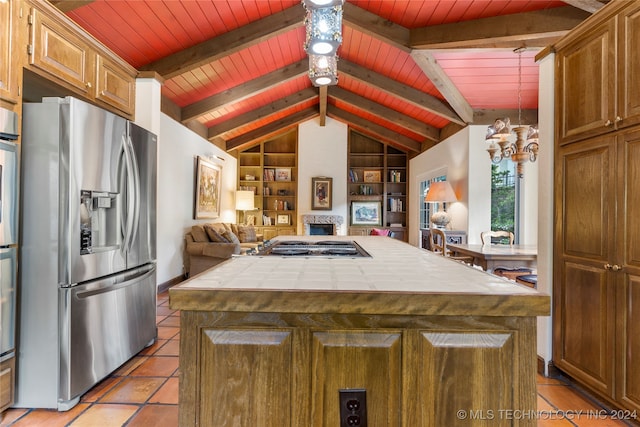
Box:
26, 0, 136, 117
29, 6, 93, 96
618, 3, 640, 131
556, 18, 616, 145
556, 2, 640, 145
0, 0, 19, 102
95, 55, 135, 116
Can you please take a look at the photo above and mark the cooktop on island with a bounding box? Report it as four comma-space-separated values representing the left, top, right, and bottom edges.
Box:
252, 240, 371, 258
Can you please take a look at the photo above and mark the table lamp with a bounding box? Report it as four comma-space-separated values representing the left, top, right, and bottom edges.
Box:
424, 181, 457, 228
235, 190, 255, 225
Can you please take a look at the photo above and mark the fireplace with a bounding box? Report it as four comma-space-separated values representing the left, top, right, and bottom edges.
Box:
301, 215, 344, 236
309, 224, 334, 235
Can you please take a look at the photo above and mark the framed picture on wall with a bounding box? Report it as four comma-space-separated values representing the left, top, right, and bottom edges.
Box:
351, 201, 381, 226
311, 177, 332, 210
194, 156, 222, 219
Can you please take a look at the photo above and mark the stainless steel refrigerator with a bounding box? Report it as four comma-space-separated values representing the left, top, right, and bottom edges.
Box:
16, 97, 157, 410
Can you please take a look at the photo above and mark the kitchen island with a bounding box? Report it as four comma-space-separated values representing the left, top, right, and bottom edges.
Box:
169, 236, 550, 427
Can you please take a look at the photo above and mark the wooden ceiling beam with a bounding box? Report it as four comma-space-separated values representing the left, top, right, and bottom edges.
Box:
410, 6, 591, 49
139, 6, 303, 79
410, 50, 473, 124
562, 0, 606, 13
318, 86, 328, 126
225, 108, 318, 151
473, 109, 538, 126
328, 86, 439, 142
342, 3, 411, 53
207, 88, 318, 140
182, 59, 307, 122
327, 106, 422, 153
339, 59, 464, 126
49, 1, 94, 12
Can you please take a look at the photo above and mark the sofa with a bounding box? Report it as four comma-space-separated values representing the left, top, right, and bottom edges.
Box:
184, 223, 262, 277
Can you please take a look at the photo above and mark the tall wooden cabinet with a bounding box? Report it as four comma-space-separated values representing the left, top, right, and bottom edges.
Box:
553, 1, 640, 416
237, 129, 298, 240
347, 131, 408, 241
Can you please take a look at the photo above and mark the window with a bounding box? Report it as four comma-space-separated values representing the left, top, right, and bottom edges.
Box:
491, 159, 520, 241
419, 175, 446, 230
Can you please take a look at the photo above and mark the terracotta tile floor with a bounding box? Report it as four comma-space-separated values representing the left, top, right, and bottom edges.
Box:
1, 290, 637, 426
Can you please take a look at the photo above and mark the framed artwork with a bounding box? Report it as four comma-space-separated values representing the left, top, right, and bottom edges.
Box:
363, 170, 381, 182
275, 168, 291, 181
311, 177, 332, 210
194, 156, 222, 219
351, 201, 381, 226
277, 214, 290, 225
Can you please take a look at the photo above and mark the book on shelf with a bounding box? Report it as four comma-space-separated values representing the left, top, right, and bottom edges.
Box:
349, 169, 359, 182
388, 198, 403, 212
263, 215, 272, 226
264, 168, 275, 181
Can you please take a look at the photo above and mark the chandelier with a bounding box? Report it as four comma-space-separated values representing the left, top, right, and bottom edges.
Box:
302, 0, 343, 86
485, 48, 539, 177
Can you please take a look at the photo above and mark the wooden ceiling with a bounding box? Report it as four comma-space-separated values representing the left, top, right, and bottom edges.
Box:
54, 0, 605, 154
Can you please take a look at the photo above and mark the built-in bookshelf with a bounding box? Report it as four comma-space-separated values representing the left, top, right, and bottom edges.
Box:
347, 130, 408, 240
237, 129, 297, 240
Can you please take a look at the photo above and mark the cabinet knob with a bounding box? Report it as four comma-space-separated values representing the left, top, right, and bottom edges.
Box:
615, 116, 623, 123
604, 263, 623, 271
604, 119, 613, 127
86, 82, 92, 89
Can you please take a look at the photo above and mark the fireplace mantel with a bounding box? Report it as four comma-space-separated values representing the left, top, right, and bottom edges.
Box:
301, 215, 344, 225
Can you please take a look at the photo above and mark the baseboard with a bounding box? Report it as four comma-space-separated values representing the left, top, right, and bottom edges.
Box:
158, 275, 185, 294
537, 355, 545, 375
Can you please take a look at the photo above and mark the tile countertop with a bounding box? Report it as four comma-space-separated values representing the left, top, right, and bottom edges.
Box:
169, 236, 550, 317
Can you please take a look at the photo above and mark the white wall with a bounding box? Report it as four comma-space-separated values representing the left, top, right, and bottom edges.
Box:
297, 118, 349, 235
408, 128, 492, 246
536, 53, 555, 373
156, 116, 237, 284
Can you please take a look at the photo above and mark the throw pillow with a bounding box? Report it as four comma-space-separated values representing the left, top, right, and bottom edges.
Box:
370, 228, 390, 236
204, 224, 229, 243
191, 225, 210, 242
222, 230, 241, 245
237, 225, 257, 243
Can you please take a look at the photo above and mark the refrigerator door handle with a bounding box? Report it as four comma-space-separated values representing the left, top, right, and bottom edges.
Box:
119, 135, 136, 253
125, 134, 141, 253
74, 264, 155, 299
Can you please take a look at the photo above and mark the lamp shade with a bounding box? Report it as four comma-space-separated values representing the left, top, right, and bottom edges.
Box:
424, 181, 457, 203
235, 190, 255, 211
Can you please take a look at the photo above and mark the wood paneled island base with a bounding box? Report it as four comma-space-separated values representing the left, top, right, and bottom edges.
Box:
169, 236, 550, 427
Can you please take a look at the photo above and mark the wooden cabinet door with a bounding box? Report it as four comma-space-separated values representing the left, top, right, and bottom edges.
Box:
196, 328, 293, 427
94, 54, 135, 115
0, 0, 16, 101
311, 331, 402, 427
617, 3, 640, 131
553, 135, 617, 397
29, 7, 92, 96
0, 357, 15, 412
616, 129, 640, 413
556, 18, 616, 145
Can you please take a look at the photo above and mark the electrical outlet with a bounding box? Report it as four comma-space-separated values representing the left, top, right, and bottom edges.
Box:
339, 389, 367, 427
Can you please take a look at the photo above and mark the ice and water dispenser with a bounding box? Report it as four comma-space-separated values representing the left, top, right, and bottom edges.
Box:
80, 190, 119, 254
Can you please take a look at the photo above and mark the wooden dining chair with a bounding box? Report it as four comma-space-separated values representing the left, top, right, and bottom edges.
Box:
480, 230, 514, 245
430, 228, 474, 264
